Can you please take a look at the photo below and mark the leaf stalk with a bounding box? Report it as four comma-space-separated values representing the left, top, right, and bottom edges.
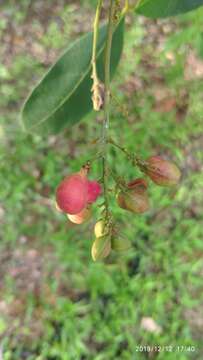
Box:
91, 0, 104, 111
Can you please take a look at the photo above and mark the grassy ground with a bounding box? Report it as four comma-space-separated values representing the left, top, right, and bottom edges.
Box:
0, 1, 203, 359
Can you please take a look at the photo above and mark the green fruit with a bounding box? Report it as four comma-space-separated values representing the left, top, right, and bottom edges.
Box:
94, 220, 109, 238
111, 237, 131, 252
117, 189, 149, 214
91, 235, 111, 261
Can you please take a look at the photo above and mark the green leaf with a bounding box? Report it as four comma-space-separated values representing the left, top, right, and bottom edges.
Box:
135, 0, 203, 18
21, 20, 124, 134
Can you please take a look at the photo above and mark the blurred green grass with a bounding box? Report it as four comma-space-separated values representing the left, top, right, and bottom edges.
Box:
0, 1, 203, 359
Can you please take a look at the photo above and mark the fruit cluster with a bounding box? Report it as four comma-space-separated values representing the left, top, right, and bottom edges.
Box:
56, 155, 181, 261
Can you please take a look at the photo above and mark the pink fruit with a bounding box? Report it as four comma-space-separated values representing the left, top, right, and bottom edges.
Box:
56, 168, 101, 214
56, 172, 88, 214
145, 156, 181, 186
87, 181, 102, 203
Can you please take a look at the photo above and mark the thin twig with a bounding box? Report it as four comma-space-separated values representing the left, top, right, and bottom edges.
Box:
102, 0, 115, 217
108, 137, 148, 170
111, 92, 130, 121
108, 137, 130, 158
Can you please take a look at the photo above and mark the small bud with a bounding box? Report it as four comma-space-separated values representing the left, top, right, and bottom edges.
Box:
94, 220, 109, 238
117, 178, 149, 214
56, 172, 88, 214
87, 181, 102, 204
144, 156, 181, 186
67, 206, 92, 225
111, 236, 131, 252
91, 235, 111, 261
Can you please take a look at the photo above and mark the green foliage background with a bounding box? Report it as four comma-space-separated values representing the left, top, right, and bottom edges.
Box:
0, 1, 203, 359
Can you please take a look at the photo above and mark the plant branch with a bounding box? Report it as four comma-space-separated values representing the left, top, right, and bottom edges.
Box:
111, 92, 130, 121
102, 0, 115, 217
108, 137, 131, 158
109, 167, 126, 191
104, 0, 115, 136
108, 137, 148, 170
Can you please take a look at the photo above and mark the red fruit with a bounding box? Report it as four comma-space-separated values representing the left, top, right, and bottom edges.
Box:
56, 172, 88, 214
87, 181, 102, 203
145, 156, 181, 186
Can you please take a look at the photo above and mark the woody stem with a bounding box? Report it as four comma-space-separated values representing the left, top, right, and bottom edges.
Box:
102, 0, 115, 217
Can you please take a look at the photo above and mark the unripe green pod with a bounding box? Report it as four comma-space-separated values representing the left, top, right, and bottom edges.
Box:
111, 236, 131, 252
91, 235, 111, 261
94, 220, 109, 238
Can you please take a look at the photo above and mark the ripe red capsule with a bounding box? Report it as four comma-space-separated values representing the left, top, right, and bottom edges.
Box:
87, 181, 102, 204
145, 156, 181, 186
56, 168, 101, 215
56, 172, 88, 215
